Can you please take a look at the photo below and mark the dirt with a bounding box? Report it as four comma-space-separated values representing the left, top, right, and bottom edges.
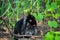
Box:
0, 38, 9, 40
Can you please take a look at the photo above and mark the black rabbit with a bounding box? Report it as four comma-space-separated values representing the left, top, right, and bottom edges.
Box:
14, 14, 38, 40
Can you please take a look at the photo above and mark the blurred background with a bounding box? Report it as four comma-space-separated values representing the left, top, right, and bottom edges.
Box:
0, 0, 60, 40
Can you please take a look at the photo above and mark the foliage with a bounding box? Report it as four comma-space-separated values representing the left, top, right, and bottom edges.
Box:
51, 2, 57, 12
46, 0, 50, 11
48, 21, 58, 28
33, 13, 43, 21
45, 31, 60, 40
44, 31, 54, 40
53, 14, 60, 19
0, 0, 60, 40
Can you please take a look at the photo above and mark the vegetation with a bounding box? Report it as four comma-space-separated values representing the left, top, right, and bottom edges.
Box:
0, 0, 60, 40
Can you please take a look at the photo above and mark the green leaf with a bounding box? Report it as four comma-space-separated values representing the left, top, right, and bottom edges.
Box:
55, 35, 60, 40
48, 21, 58, 28
54, 14, 60, 19
45, 32, 54, 40
32, 13, 37, 19
37, 2, 40, 13
58, 8, 60, 15
44, 31, 60, 40
51, 2, 57, 12
48, 21, 52, 27
37, 13, 43, 21
33, 13, 43, 21
51, 2, 57, 9
52, 21, 58, 28
44, 14, 51, 18
54, 32, 60, 34
21, 1, 26, 6
56, 0, 60, 5
46, 2, 50, 10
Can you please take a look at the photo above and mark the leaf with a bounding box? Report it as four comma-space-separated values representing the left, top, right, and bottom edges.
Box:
55, 32, 60, 40
48, 21, 52, 27
52, 21, 58, 28
44, 14, 51, 18
54, 32, 60, 34
33, 13, 43, 21
58, 8, 60, 15
45, 32, 54, 40
54, 14, 60, 19
55, 35, 60, 40
49, 7, 53, 12
21, 2, 26, 6
56, 0, 60, 5
44, 31, 60, 40
32, 13, 37, 19
51, 2, 57, 12
51, 2, 57, 9
46, 2, 50, 10
37, 13, 43, 21
48, 21, 58, 28
37, 3, 40, 12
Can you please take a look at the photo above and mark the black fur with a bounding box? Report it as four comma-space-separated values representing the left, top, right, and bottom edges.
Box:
14, 14, 37, 40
